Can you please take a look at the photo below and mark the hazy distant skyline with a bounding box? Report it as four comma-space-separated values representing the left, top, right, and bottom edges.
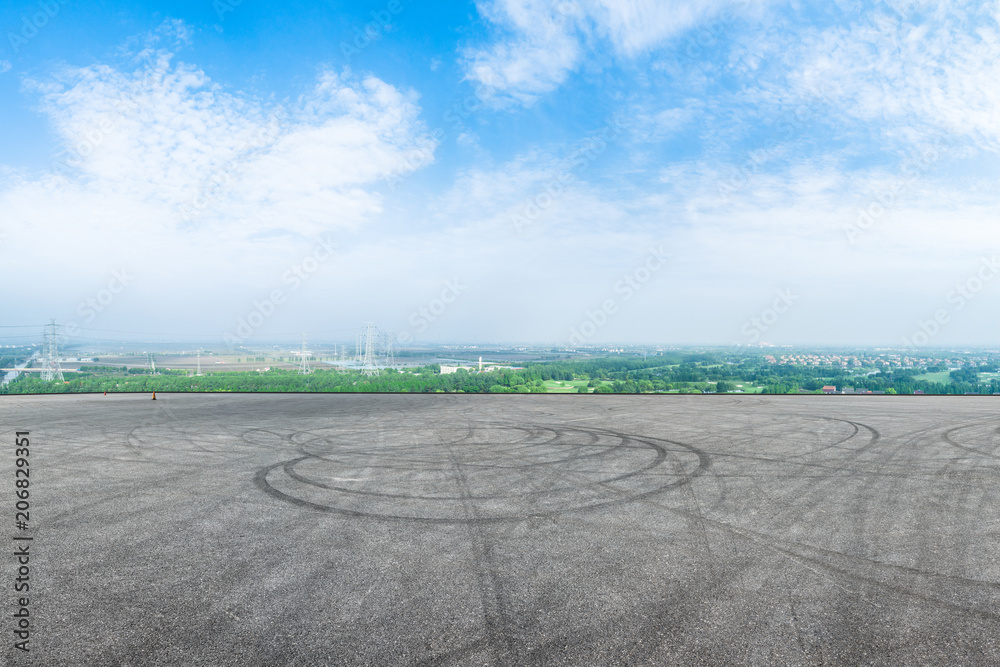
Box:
2, 1, 998, 347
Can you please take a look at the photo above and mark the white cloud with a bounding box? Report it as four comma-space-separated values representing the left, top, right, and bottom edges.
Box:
0, 39, 437, 333
463, 0, 752, 104
462, 0, 583, 105
767, 1, 1000, 152
589, 0, 735, 56
24, 56, 433, 235
627, 103, 700, 142
0, 60, 11, 74
384, 140, 1000, 343
6, 8, 1000, 345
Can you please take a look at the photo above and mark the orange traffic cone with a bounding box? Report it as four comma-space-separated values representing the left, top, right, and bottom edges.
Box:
151, 392, 157, 400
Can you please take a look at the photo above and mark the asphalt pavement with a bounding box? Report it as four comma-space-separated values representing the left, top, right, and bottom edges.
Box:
1, 393, 998, 665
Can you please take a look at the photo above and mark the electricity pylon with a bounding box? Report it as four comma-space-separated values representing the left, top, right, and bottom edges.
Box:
380, 330, 395, 368
299, 334, 311, 375
40, 320, 63, 382
361, 322, 379, 376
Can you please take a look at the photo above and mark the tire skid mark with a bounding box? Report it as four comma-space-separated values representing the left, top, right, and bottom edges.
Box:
595, 460, 1000, 627
293, 427, 633, 476
943, 424, 1000, 460
415, 636, 491, 666
465, 426, 713, 518
254, 424, 711, 523
495, 426, 712, 515
709, 416, 882, 533
785, 417, 861, 458
677, 508, 1000, 623
44, 465, 217, 526
584, 438, 1000, 614
441, 426, 519, 666
760, 420, 943, 528
299, 425, 631, 470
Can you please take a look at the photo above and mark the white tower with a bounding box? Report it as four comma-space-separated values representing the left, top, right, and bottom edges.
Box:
381, 330, 395, 368
40, 320, 63, 382
299, 334, 312, 375
361, 322, 379, 376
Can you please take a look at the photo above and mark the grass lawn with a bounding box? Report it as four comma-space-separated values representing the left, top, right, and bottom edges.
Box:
543, 379, 591, 393
912, 371, 953, 384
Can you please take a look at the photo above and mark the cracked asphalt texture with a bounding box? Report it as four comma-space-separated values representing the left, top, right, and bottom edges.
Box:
2, 393, 999, 665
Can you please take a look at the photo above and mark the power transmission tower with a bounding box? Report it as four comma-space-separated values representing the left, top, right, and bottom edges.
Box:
361, 322, 379, 376
196, 349, 202, 376
298, 334, 311, 375
148, 353, 157, 374
41, 319, 63, 382
381, 330, 395, 368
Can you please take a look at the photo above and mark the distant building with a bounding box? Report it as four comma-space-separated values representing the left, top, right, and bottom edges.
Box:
822, 385, 837, 394
440, 365, 474, 375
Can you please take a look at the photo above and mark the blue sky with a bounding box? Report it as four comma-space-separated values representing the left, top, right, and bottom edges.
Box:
2, 0, 999, 347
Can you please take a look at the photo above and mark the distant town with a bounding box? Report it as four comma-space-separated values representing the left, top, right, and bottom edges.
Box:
2, 328, 998, 395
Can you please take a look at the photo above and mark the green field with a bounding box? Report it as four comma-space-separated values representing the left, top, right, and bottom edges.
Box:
912, 371, 953, 384
6, 349, 996, 397
543, 380, 591, 393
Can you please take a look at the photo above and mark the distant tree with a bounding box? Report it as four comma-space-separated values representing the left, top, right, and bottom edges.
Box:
950, 367, 978, 383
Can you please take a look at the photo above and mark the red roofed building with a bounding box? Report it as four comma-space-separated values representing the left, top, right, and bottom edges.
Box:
822, 385, 837, 394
